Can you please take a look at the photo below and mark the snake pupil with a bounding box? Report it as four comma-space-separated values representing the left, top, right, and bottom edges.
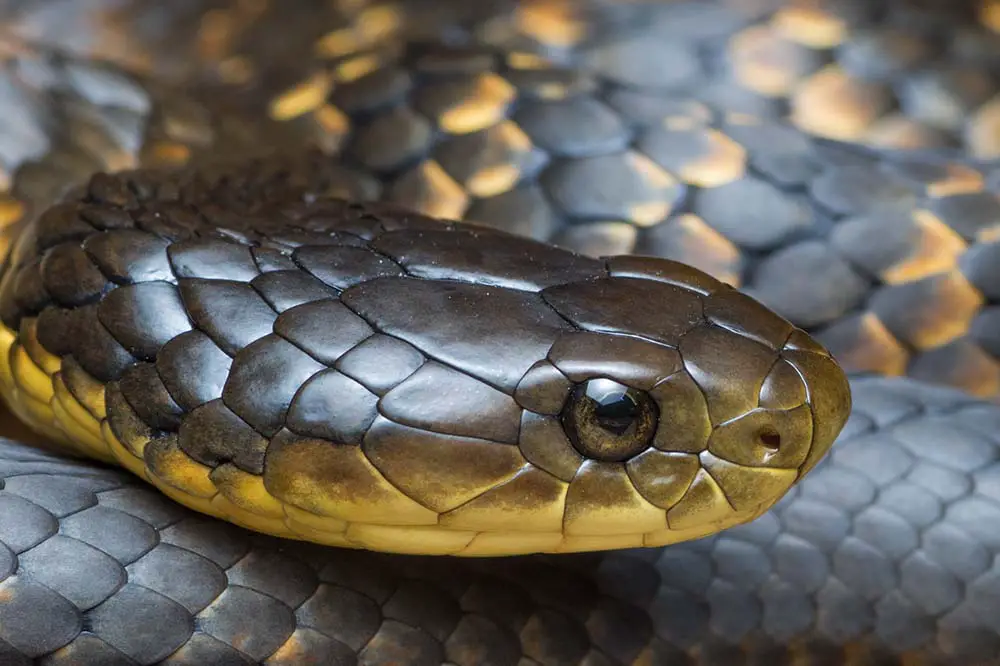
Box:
587, 382, 641, 435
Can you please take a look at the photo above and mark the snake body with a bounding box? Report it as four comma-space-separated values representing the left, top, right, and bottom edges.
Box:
0, 0, 999, 664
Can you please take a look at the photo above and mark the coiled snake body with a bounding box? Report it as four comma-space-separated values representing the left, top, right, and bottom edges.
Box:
0, 1, 999, 664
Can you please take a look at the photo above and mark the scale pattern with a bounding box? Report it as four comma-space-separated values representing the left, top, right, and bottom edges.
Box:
0, 1, 999, 664
0, 377, 999, 665
2, 2, 999, 398
0, 163, 850, 555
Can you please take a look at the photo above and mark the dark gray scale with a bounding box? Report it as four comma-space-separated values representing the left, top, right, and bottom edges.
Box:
178, 399, 269, 474
132, 203, 205, 243
720, 121, 820, 188
226, 551, 318, 609
928, 192, 1000, 242
16, 535, 125, 610
158, 520, 249, 571
87, 172, 138, 208
97, 487, 188, 529
156, 331, 233, 412
414, 45, 497, 74
78, 204, 134, 231
83, 230, 175, 284
32, 202, 98, 253
348, 106, 433, 173
126, 543, 227, 615
832, 536, 898, 602
692, 177, 811, 250
155, 633, 254, 666
98, 281, 193, 361
222, 334, 327, 437
335, 334, 425, 395
513, 96, 630, 158
829, 209, 917, 277
168, 238, 260, 282
379, 361, 523, 444
118, 363, 185, 432
12, 259, 50, 316
178, 279, 278, 356
587, 598, 654, 664
194, 587, 295, 663
341, 276, 573, 392
40, 242, 109, 307
0, 475, 98, 518
960, 240, 1000, 300
274, 300, 373, 366
436, 616, 516, 665
809, 164, 919, 217
0, 495, 58, 553
0, 576, 82, 658
542, 277, 704, 348
293, 245, 404, 291
389, 579, 461, 639
33, 307, 81, 357
36, 635, 134, 666
370, 227, 605, 291
250, 271, 338, 312
330, 67, 413, 115
541, 152, 685, 222
293, 582, 384, 649
465, 186, 557, 241
37, 305, 136, 382
59, 505, 158, 566
286, 369, 379, 444
251, 247, 296, 273
971, 308, 1000, 357
85, 583, 193, 664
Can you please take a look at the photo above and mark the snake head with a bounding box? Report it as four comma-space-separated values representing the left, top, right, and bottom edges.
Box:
1, 184, 849, 556
288, 221, 850, 555
524, 255, 852, 549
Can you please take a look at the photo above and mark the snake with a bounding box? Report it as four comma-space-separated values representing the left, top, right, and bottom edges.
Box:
0, 0, 999, 664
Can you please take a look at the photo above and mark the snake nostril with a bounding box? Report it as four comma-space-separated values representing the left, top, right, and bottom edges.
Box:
758, 428, 781, 452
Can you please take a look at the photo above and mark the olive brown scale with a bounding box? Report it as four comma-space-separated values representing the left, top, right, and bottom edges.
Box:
0, 166, 852, 556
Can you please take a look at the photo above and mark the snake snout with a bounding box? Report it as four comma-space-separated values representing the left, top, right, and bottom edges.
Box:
777, 330, 853, 476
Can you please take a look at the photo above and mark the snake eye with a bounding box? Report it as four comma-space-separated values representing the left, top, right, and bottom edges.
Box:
561, 378, 659, 462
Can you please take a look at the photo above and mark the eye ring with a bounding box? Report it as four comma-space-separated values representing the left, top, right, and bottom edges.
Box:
561, 378, 659, 462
